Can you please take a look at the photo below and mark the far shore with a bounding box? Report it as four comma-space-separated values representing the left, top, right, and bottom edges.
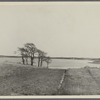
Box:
0, 55, 100, 60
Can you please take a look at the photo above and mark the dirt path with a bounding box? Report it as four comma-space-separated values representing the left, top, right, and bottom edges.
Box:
57, 70, 67, 94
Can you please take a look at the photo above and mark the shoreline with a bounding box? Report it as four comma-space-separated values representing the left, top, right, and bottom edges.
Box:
0, 55, 100, 60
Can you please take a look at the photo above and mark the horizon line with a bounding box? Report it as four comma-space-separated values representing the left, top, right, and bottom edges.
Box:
0, 55, 100, 60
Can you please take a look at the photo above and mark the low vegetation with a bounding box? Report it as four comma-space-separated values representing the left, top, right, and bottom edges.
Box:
0, 63, 64, 95
0, 61, 100, 95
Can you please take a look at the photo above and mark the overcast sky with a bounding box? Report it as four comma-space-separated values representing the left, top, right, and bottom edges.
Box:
0, 2, 100, 58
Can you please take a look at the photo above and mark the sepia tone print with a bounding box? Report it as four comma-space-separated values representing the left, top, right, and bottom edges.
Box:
0, 2, 100, 95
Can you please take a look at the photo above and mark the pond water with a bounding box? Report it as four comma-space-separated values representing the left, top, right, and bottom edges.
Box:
0, 57, 100, 69
49, 59, 100, 69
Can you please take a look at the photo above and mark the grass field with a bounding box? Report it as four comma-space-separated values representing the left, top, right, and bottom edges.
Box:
59, 67, 100, 95
0, 63, 64, 95
0, 57, 100, 95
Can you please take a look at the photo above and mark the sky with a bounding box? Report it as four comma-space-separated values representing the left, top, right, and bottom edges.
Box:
0, 2, 100, 58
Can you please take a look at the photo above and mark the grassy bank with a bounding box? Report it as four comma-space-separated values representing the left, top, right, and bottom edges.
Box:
0, 63, 64, 95
0, 63, 100, 95
59, 67, 100, 95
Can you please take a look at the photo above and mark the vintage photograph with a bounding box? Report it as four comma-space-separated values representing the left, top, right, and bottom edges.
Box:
0, 2, 100, 96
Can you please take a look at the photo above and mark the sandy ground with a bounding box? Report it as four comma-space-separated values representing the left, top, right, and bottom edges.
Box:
0, 62, 100, 95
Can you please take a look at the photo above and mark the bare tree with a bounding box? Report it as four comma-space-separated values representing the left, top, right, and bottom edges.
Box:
18, 47, 26, 65
18, 43, 51, 67
24, 49, 29, 65
43, 57, 52, 68
36, 49, 46, 67
37, 49, 42, 67
40, 51, 47, 67
24, 43, 37, 66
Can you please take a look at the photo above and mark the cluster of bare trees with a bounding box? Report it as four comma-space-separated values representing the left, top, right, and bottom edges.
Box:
18, 43, 52, 67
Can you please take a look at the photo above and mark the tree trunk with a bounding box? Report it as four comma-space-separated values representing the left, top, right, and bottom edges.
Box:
31, 57, 33, 66
25, 57, 28, 65
38, 57, 40, 67
22, 56, 25, 64
40, 58, 43, 67
47, 63, 48, 68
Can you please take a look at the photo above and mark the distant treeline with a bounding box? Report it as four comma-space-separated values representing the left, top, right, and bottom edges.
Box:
0, 55, 21, 58
0, 55, 100, 60
51, 57, 100, 60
